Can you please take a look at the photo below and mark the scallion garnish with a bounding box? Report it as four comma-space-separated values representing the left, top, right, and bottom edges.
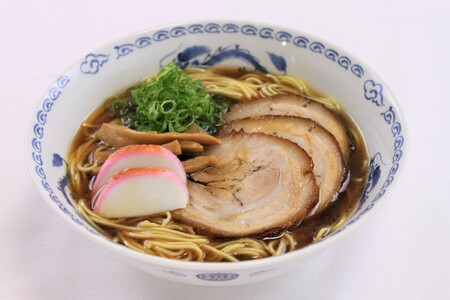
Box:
110, 63, 227, 134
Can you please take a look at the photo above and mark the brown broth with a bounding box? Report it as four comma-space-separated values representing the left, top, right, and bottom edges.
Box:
68, 67, 368, 256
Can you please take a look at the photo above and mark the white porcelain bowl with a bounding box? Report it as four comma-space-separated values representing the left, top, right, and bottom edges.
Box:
27, 21, 407, 286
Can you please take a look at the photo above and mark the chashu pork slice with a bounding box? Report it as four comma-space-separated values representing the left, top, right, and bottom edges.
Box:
225, 94, 351, 163
172, 132, 319, 238
222, 116, 348, 215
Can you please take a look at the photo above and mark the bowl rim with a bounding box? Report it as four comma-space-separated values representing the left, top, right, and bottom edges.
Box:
27, 19, 408, 271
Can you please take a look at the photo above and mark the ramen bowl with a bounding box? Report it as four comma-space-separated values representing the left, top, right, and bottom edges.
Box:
27, 20, 407, 286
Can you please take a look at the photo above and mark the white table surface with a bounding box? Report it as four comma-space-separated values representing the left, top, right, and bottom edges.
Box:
1, 0, 449, 299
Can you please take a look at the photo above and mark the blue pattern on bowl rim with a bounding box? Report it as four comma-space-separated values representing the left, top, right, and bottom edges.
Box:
29, 21, 405, 282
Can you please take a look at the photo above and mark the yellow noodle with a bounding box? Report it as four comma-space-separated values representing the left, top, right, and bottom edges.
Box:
220, 244, 247, 253
331, 215, 348, 231
125, 232, 208, 243
141, 227, 207, 240
204, 85, 245, 100
76, 202, 111, 238
315, 227, 331, 241
118, 232, 148, 254
314, 215, 349, 241
166, 224, 196, 234
146, 241, 204, 261
201, 244, 239, 262
90, 216, 149, 231
136, 220, 160, 228
264, 73, 281, 84
160, 212, 171, 227
267, 238, 286, 256
149, 246, 186, 258
242, 76, 264, 85
277, 75, 306, 93
283, 233, 297, 252
233, 249, 268, 258
80, 203, 129, 224
218, 241, 269, 258
214, 238, 268, 250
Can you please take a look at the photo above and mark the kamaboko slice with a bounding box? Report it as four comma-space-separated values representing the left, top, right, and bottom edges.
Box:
93, 168, 189, 218
92, 144, 186, 194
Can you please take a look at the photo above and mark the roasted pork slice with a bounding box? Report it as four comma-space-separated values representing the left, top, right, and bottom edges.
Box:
225, 94, 351, 163
172, 132, 319, 238
222, 116, 348, 214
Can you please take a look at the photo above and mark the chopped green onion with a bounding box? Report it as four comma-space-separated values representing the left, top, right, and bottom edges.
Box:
110, 63, 227, 134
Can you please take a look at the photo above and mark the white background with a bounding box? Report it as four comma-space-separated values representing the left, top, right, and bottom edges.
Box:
1, 0, 449, 299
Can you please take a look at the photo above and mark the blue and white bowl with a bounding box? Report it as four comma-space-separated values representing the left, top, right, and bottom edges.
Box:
27, 20, 407, 286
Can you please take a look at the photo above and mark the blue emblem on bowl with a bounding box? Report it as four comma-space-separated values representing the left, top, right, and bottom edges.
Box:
196, 273, 239, 281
